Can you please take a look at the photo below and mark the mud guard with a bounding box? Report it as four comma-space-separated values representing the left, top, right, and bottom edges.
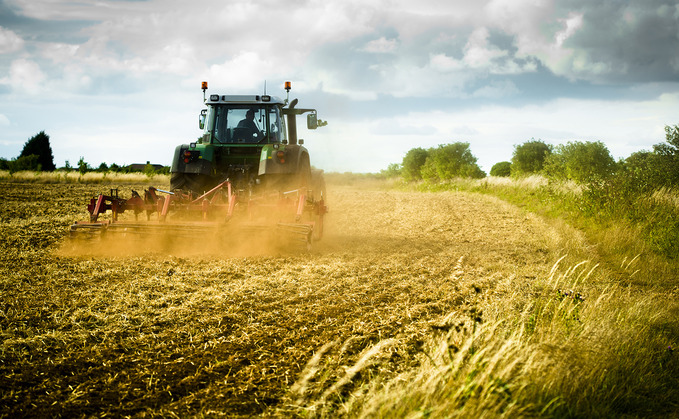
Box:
170, 144, 214, 175
258, 144, 308, 176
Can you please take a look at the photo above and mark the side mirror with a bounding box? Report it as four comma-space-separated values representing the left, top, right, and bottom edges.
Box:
199, 109, 207, 130
307, 113, 318, 130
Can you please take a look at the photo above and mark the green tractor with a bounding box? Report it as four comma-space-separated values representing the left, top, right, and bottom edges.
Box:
69, 81, 328, 249
170, 81, 327, 201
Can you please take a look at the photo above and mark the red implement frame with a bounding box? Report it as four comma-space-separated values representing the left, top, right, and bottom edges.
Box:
72, 180, 327, 242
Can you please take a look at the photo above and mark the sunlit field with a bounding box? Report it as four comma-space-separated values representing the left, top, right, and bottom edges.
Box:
0, 170, 169, 184
1, 175, 677, 417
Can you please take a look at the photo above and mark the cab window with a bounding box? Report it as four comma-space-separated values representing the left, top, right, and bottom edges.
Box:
207, 105, 284, 144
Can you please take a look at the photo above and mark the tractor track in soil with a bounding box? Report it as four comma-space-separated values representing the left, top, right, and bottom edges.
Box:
0, 181, 576, 416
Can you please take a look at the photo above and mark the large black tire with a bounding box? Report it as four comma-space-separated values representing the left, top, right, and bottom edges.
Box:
170, 172, 210, 195
309, 169, 326, 241
310, 169, 326, 203
297, 154, 311, 191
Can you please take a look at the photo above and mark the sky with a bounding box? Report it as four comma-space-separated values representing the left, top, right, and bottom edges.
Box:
1, 0, 678, 174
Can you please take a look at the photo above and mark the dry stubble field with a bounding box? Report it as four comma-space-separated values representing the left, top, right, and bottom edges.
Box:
0, 180, 587, 416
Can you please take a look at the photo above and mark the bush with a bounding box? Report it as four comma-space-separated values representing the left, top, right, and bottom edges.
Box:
543, 141, 617, 183
648, 125, 679, 188
78, 157, 90, 175
380, 163, 402, 178
490, 161, 512, 177
6, 155, 41, 173
511, 140, 552, 176
420, 143, 485, 180
401, 148, 428, 181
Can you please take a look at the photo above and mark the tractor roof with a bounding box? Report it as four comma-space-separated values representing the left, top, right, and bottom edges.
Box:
206, 95, 285, 106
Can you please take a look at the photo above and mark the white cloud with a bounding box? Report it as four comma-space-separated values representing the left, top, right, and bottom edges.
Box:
0, 59, 46, 94
0, 114, 9, 126
369, 119, 437, 135
376, 57, 471, 98
361, 37, 399, 54
0, 26, 24, 54
429, 53, 463, 72
204, 52, 282, 93
462, 27, 535, 75
555, 13, 583, 47
471, 80, 519, 98
483, 0, 590, 79
463, 27, 507, 68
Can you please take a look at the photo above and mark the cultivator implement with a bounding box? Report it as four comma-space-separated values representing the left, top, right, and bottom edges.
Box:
69, 180, 327, 251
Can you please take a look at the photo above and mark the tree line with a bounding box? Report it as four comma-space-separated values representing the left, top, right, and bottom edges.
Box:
0, 131, 170, 175
385, 125, 679, 191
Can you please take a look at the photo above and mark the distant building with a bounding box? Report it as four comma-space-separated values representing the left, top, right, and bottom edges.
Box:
127, 161, 165, 172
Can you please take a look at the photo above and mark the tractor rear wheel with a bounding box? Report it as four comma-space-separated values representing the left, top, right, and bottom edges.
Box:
310, 169, 326, 202
310, 170, 326, 241
295, 154, 312, 191
170, 172, 210, 195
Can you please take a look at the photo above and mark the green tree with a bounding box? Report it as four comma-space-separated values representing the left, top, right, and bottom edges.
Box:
401, 148, 429, 181
420, 142, 485, 180
543, 140, 617, 183
19, 131, 56, 171
78, 157, 90, 175
381, 163, 402, 178
621, 124, 679, 190
650, 124, 679, 187
490, 161, 512, 177
156, 166, 170, 175
511, 139, 552, 176
144, 161, 156, 177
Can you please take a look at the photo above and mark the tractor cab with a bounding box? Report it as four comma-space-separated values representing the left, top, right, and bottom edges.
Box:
199, 95, 287, 145
170, 82, 327, 197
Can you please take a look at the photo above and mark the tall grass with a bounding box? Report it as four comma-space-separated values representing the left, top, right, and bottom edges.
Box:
287, 256, 679, 417
0, 170, 169, 185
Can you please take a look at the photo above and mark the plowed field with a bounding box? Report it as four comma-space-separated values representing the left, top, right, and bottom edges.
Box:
0, 181, 576, 416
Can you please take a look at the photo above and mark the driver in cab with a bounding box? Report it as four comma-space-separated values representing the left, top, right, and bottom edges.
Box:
237, 109, 263, 142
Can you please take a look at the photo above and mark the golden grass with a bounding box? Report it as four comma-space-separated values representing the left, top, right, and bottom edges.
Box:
0, 170, 169, 184
284, 254, 678, 417
651, 187, 679, 210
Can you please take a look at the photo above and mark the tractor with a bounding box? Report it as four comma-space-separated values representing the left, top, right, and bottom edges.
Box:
170, 81, 327, 200
70, 81, 328, 249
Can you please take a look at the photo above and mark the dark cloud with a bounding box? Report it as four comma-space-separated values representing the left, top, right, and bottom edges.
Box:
565, 0, 679, 82
0, 0, 93, 44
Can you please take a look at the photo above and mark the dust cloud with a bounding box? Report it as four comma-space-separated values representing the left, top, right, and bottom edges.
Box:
57, 219, 311, 258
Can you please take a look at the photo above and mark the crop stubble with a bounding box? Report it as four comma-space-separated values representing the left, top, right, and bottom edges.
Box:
0, 181, 567, 416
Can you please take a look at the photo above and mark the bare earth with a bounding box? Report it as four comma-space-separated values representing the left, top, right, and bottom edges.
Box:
0, 181, 572, 416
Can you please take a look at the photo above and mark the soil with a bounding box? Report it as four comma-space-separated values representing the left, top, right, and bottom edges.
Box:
0, 181, 563, 417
